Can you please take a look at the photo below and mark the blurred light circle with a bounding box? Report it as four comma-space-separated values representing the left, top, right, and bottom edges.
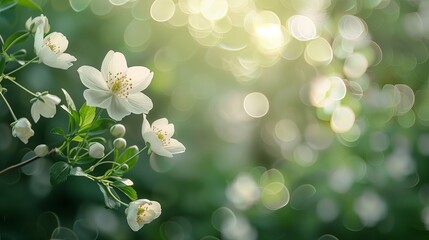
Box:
90, 0, 113, 16
339, 124, 361, 143
243, 92, 269, 118
288, 15, 317, 41
343, 53, 368, 79
304, 37, 333, 66
162, 221, 185, 240
201, 0, 229, 21
397, 110, 416, 128
168, 4, 188, 27
212, 16, 233, 34
310, 76, 347, 108
132, 0, 151, 20
329, 167, 354, 193
188, 14, 212, 32
69, 0, 91, 12
395, 84, 415, 115
304, 123, 334, 150
255, 24, 286, 51
338, 15, 366, 40
226, 173, 260, 210
330, 106, 355, 133
109, 0, 130, 6
260, 168, 284, 186
124, 20, 151, 48
274, 119, 300, 142
294, 144, 317, 167
319, 234, 339, 240
282, 39, 304, 60
290, 184, 317, 210
211, 207, 236, 231
151, 0, 176, 22
261, 182, 290, 210
353, 190, 387, 227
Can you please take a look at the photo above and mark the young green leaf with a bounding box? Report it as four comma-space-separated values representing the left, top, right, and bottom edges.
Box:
49, 161, 71, 185
112, 181, 137, 201
51, 127, 66, 136
0, 0, 18, 13
97, 183, 121, 209
115, 146, 139, 174
79, 103, 96, 130
2, 30, 29, 52
74, 156, 96, 165
17, 0, 42, 11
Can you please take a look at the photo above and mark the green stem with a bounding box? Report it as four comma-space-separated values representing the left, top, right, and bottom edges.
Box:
0, 149, 57, 176
0, 91, 17, 121
5, 76, 38, 97
105, 182, 129, 207
5, 56, 38, 76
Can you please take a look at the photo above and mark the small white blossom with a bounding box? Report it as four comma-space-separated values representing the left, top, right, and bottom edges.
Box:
26, 14, 50, 34
110, 123, 126, 138
77, 50, 153, 121
31, 92, 61, 123
125, 199, 161, 231
34, 144, 49, 157
11, 118, 34, 144
89, 142, 105, 159
142, 115, 185, 158
34, 27, 76, 70
113, 138, 127, 150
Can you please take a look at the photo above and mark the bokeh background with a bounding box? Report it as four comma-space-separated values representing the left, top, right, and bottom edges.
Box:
2, 0, 429, 239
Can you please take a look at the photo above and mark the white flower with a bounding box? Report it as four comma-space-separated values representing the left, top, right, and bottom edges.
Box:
34, 144, 49, 157
89, 142, 105, 159
11, 118, 34, 144
34, 27, 76, 70
142, 115, 185, 157
31, 92, 61, 123
125, 199, 161, 232
77, 50, 153, 121
26, 14, 50, 34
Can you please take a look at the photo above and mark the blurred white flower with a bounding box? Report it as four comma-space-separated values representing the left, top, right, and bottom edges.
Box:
125, 199, 161, 231
34, 144, 49, 157
142, 115, 185, 158
78, 50, 153, 121
31, 92, 61, 123
34, 27, 76, 69
26, 14, 50, 34
11, 118, 34, 144
89, 142, 105, 159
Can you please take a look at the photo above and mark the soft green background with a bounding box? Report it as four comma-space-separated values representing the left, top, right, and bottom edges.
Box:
2, 0, 429, 239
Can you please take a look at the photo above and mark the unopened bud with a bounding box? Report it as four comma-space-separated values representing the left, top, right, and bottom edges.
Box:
110, 124, 126, 138
34, 144, 49, 157
113, 138, 127, 150
89, 142, 105, 159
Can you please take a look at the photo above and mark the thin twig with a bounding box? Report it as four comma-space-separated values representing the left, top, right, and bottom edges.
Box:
0, 149, 56, 176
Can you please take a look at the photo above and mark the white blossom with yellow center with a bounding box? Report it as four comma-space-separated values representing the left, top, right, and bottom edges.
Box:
78, 51, 153, 121
142, 115, 185, 157
34, 26, 76, 69
125, 199, 161, 231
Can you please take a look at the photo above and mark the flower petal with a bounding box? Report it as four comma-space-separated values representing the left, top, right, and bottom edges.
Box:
83, 89, 112, 108
142, 114, 151, 135
107, 52, 128, 79
165, 138, 186, 155
126, 67, 153, 93
31, 103, 41, 123
78, 66, 109, 91
107, 97, 131, 121
34, 25, 44, 54
101, 50, 114, 80
143, 132, 173, 157
56, 53, 77, 69
152, 118, 168, 128
126, 92, 153, 114
45, 32, 68, 53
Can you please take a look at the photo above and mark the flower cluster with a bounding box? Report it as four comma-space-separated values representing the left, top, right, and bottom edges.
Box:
0, 12, 185, 232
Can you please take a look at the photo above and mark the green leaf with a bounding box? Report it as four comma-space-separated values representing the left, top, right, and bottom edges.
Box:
49, 162, 71, 185
114, 145, 139, 174
69, 109, 80, 133
97, 183, 121, 209
74, 156, 96, 165
112, 181, 137, 201
51, 127, 65, 136
79, 103, 96, 130
17, 0, 42, 11
10, 48, 27, 59
80, 118, 115, 135
0, 0, 18, 13
2, 30, 30, 51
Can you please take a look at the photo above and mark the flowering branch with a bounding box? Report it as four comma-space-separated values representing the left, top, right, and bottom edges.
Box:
0, 148, 57, 176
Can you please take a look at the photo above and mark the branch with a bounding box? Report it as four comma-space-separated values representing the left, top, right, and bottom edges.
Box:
0, 149, 56, 176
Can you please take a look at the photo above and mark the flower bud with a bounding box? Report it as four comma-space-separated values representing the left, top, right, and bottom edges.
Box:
89, 142, 105, 159
11, 118, 34, 144
110, 124, 126, 138
25, 14, 50, 34
34, 144, 49, 157
113, 138, 127, 150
